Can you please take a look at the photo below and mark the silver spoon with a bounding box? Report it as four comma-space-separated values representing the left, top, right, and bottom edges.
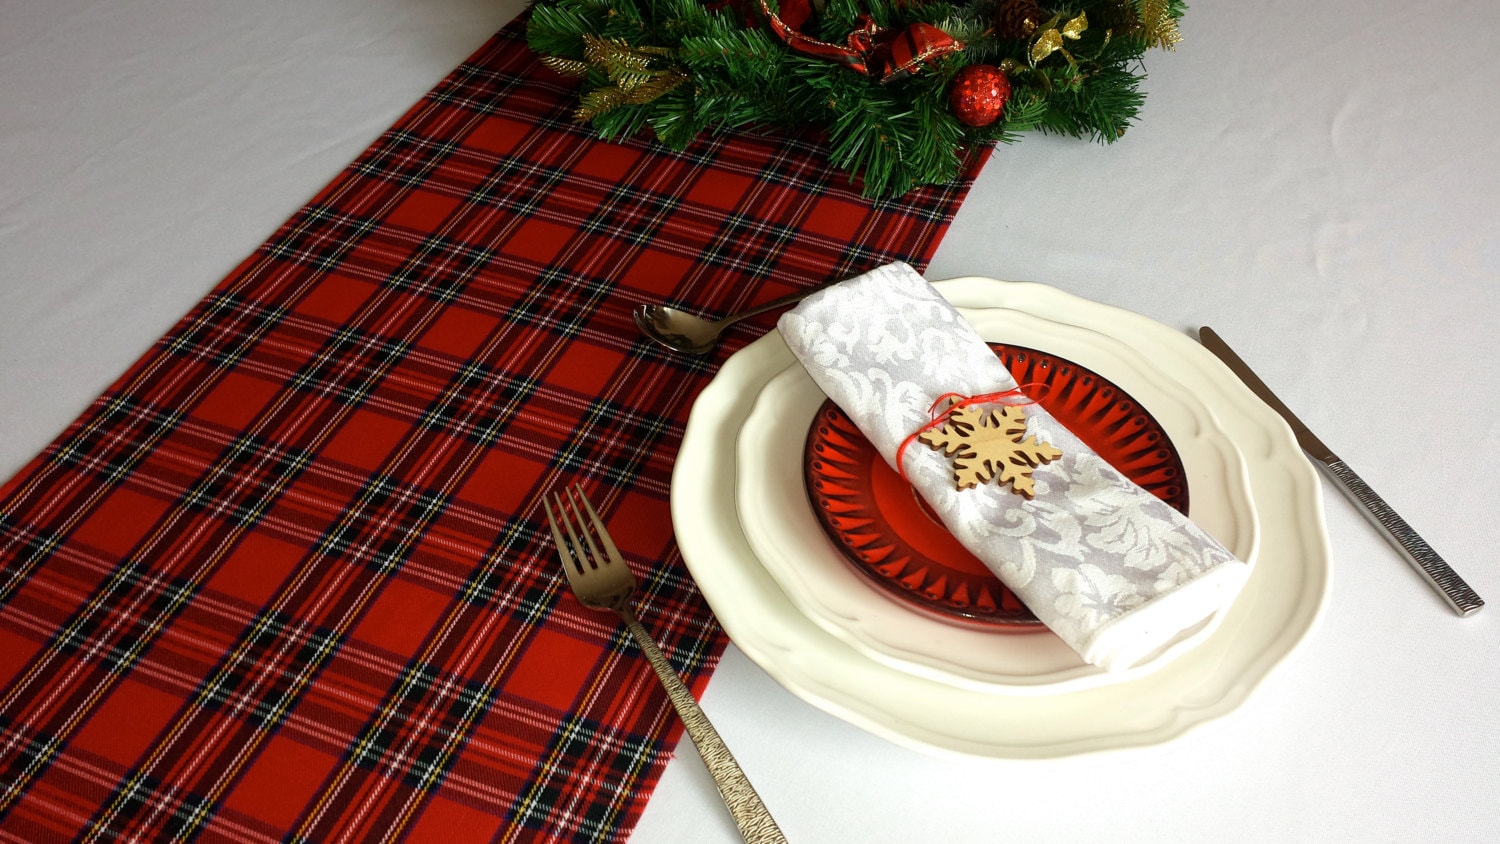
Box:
633, 283, 831, 355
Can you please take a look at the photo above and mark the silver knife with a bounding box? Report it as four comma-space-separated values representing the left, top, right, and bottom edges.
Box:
1198, 326, 1483, 617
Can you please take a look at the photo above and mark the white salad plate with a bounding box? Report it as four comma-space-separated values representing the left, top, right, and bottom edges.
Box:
734, 303, 1259, 693
672, 276, 1331, 758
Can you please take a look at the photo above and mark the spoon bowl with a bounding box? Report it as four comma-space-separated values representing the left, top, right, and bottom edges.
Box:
633, 283, 831, 355
634, 304, 722, 355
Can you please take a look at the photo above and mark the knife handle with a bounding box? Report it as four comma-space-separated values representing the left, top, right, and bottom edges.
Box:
1322, 459, 1483, 616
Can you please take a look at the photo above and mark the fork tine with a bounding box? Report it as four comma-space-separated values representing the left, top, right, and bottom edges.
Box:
552, 490, 593, 573
547, 491, 592, 577
543, 494, 577, 575
545, 489, 783, 841
549, 488, 582, 575
563, 486, 606, 570
572, 488, 623, 565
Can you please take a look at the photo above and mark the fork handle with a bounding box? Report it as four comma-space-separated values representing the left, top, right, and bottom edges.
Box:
618, 608, 788, 844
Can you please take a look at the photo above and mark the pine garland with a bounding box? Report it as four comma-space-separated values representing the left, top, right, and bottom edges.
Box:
526, 0, 1186, 197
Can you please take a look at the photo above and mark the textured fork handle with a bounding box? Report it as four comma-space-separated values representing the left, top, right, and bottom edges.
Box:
1323, 459, 1483, 616
617, 608, 788, 843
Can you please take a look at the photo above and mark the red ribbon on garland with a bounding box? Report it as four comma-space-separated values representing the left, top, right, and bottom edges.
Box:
757, 0, 964, 82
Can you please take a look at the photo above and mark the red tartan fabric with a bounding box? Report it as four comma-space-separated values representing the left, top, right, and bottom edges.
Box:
0, 18, 982, 843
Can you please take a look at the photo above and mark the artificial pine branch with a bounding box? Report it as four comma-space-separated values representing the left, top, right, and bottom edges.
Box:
525, 0, 1187, 196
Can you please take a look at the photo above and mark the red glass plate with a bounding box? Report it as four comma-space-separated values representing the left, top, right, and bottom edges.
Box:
803, 344, 1189, 629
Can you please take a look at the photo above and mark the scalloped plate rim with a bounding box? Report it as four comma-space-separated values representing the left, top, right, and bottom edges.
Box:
735, 311, 1258, 692
672, 276, 1330, 758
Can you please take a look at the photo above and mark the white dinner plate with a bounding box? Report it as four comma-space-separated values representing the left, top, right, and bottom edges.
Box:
672, 277, 1330, 758
734, 305, 1259, 693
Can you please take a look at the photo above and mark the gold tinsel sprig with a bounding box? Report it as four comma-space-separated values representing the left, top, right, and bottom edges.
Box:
1028, 11, 1089, 66
541, 34, 687, 122
1129, 0, 1181, 50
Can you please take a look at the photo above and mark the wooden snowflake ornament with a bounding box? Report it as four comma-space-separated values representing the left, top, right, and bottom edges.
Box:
917, 402, 1062, 497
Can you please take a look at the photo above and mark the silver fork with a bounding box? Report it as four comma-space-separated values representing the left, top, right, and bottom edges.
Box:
544, 485, 788, 844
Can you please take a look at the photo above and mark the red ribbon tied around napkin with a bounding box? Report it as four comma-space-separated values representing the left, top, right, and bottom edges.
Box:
758, 0, 964, 82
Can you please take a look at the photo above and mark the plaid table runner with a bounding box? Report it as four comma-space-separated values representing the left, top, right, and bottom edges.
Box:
0, 18, 981, 843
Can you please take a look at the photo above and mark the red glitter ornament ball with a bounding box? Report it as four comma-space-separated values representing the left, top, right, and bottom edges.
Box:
949, 64, 1011, 128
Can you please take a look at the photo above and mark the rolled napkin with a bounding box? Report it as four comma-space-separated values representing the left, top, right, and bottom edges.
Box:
778, 262, 1250, 671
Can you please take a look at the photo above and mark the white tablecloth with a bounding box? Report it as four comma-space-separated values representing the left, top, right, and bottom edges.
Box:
3, 1, 1496, 841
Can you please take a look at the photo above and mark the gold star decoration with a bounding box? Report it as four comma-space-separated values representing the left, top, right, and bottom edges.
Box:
917, 403, 1062, 497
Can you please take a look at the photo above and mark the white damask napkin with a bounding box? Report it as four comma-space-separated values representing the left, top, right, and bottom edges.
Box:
777, 262, 1250, 671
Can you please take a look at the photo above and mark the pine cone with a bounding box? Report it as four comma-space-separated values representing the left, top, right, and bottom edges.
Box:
993, 0, 1047, 39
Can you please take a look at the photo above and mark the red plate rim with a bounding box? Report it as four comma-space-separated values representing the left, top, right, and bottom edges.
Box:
801, 343, 1189, 630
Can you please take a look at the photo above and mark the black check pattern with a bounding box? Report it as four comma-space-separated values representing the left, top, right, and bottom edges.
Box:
0, 17, 984, 843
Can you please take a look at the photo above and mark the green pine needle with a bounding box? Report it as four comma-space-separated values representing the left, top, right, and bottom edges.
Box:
526, 0, 1183, 195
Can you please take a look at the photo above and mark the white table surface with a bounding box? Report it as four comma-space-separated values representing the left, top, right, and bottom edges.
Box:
3, 1, 1497, 841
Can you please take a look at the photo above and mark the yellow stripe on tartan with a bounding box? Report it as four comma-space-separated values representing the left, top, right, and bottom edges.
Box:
0, 205, 377, 624
0, 413, 301, 812
0, 552, 208, 807
1, 19, 980, 839
90, 319, 469, 835
0, 397, 163, 605
68, 101, 500, 842
292, 270, 612, 843
75, 100, 562, 843
376, 341, 683, 843
279, 213, 588, 844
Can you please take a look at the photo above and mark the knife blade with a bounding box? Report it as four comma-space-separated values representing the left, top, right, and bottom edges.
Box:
1198, 326, 1483, 617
